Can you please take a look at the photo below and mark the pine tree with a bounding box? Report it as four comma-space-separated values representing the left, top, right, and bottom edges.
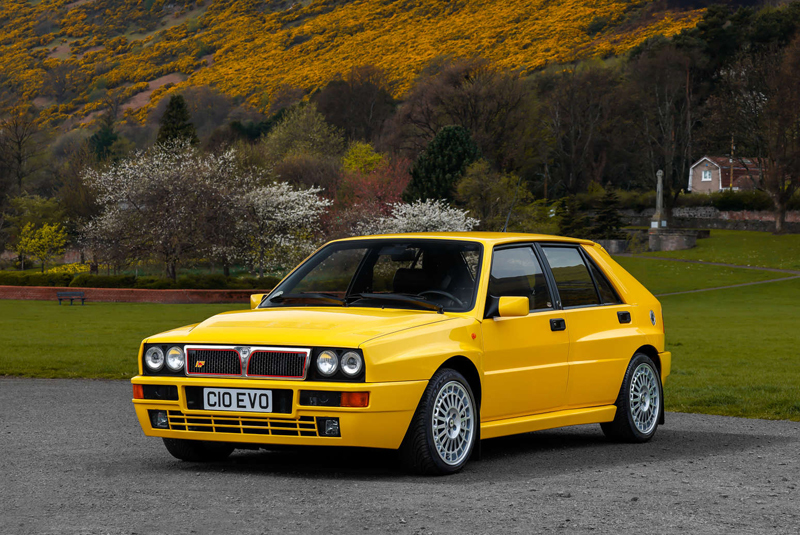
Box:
557, 196, 590, 238
403, 125, 480, 203
591, 188, 625, 240
156, 95, 199, 145
89, 113, 118, 161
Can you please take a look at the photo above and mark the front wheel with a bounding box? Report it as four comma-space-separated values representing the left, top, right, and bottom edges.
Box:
162, 438, 235, 462
400, 368, 478, 475
601, 353, 662, 443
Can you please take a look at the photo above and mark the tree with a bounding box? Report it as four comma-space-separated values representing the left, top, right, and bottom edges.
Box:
20, 222, 68, 273
403, 126, 479, 203
386, 58, 533, 171
711, 36, 800, 232
342, 142, 384, 174
313, 65, 397, 143
591, 188, 625, 240
556, 196, 590, 239
0, 105, 47, 193
236, 183, 332, 278
82, 140, 246, 279
156, 95, 199, 145
261, 103, 345, 162
357, 199, 479, 235
537, 64, 620, 195
89, 113, 119, 161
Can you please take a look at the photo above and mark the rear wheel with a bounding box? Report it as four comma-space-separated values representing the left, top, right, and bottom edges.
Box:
162, 438, 235, 462
400, 368, 478, 475
601, 353, 662, 443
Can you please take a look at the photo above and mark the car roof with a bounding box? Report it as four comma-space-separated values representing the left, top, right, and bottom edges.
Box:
332, 232, 596, 246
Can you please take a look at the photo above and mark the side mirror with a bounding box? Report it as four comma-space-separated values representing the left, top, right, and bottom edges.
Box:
250, 294, 266, 309
497, 296, 529, 318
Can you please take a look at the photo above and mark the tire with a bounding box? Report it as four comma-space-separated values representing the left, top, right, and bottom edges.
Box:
399, 368, 478, 475
162, 438, 235, 462
601, 353, 663, 443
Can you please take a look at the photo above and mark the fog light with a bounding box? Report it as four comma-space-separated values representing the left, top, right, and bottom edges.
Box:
316, 417, 340, 437
149, 410, 169, 429
325, 419, 339, 436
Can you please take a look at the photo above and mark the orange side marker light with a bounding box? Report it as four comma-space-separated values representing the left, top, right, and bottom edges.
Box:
341, 392, 369, 408
133, 384, 144, 399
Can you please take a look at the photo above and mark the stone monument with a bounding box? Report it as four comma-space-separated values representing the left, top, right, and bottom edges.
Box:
648, 169, 698, 251
651, 169, 667, 229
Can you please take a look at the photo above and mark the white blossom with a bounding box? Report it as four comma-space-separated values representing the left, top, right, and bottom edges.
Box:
357, 199, 479, 235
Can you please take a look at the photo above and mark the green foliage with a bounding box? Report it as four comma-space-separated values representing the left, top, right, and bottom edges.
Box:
261, 103, 345, 162
16, 222, 67, 273
68, 273, 280, 289
342, 142, 384, 174
404, 126, 480, 203
89, 123, 119, 161
556, 196, 591, 238
156, 95, 199, 145
0, 271, 73, 287
590, 187, 625, 240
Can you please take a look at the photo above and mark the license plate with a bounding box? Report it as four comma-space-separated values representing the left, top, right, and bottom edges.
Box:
203, 388, 272, 413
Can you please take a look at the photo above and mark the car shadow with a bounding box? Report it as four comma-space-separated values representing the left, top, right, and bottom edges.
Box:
158, 417, 795, 481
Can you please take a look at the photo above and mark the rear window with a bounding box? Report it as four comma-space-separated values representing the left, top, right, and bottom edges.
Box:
541, 246, 600, 308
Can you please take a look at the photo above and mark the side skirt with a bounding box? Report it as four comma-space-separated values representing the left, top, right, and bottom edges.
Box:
480, 405, 617, 440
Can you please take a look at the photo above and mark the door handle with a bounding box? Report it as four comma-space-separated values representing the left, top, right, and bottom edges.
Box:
617, 311, 632, 324
550, 318, 566, 331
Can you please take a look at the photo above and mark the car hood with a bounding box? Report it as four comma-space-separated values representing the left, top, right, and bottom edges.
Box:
147, 306, 456, 348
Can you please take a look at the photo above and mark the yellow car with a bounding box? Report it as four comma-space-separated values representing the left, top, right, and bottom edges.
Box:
132, 233, 670, 474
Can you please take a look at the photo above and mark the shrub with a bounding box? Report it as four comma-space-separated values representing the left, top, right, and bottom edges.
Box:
70, 274, 137, 288
0, 272, 73, 287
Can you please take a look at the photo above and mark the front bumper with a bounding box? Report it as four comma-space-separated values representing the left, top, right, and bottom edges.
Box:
131, 376, 427, 450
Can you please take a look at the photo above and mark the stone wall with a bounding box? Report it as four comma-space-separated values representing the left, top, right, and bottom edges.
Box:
623, 207, 800, 232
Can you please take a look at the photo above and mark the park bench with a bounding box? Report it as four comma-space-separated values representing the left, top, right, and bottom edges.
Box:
57, 291, 86, 305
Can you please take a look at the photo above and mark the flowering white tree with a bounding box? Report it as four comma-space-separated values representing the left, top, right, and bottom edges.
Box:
236, 183, 332, 277
82, 140, 332, 278
357, 199, 479, 235
82, 139, 248, 278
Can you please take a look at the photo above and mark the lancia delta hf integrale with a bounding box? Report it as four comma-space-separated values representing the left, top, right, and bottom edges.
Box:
132, 233, 670, 474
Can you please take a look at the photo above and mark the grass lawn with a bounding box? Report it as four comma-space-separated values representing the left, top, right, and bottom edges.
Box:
639, 229, 800, 271
1, 260, 799, 422
0, 301, 247, 379
662, 277, 800, 421
613, 256, 791, 295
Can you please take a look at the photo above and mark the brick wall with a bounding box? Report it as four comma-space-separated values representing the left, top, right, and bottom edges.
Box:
0, 286, 271, 304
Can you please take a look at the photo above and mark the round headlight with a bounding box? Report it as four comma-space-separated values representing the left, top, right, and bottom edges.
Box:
166, 346, 184, 371
316, 350, 339, 376
144, 346, 164, 371
340, 351, 363, 377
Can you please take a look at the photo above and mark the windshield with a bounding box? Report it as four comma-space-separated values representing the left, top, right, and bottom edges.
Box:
262, 239, 483, 313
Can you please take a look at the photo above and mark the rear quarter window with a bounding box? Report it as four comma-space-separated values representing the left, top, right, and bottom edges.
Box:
541, 246, 600, 308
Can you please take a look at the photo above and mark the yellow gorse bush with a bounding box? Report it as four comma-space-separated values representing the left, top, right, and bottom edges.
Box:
0, 0, 703, 124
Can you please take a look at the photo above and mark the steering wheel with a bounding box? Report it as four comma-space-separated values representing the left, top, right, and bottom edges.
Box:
418, 290, 465, 308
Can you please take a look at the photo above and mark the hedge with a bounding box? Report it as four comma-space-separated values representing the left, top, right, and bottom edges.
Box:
577, 189, 800, 212
0, 272, 73, 287
0, 272, 280, 289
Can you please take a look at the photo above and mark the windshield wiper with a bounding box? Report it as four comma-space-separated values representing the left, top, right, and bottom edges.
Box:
268, 293, 345, 306
346, 293, 443, 314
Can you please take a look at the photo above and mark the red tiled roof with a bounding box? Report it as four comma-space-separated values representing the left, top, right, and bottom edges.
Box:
698, 156, 763, 188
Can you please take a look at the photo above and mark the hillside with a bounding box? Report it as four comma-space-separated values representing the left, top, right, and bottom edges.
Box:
0, 0, 705, 127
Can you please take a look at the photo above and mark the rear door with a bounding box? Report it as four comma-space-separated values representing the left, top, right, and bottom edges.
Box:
538, 244, 637, 409
480, 245, 570, 421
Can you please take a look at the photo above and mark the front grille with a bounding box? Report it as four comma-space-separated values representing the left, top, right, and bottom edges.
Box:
247, 350, 307, 378
186, 348, 241, 376
165, 410, 318, 437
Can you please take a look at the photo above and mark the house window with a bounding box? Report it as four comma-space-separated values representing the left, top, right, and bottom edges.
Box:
702, 170, 712, 182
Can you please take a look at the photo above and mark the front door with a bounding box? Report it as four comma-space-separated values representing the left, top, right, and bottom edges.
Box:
481, 245, 570, 421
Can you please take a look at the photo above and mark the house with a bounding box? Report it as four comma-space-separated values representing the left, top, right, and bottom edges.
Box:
688, 156, 761, 193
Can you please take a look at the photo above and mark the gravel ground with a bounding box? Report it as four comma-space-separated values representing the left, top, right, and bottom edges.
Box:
1, 378, 798, 535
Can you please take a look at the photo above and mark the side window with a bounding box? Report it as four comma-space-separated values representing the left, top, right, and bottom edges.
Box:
587, 259, 621, 305
489, 247, 552, 311
541, 246, 600, 308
